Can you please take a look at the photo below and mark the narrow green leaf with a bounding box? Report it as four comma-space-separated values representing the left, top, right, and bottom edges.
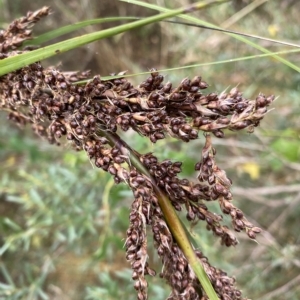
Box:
0, 263, 15, 286
0, 0, 228, 77
76, 48, 300, 83
3, 217, 22, 231
32, 14, 300, 50
161, 19, 300, 48
0, 243, 10, 256
122, 0, 300, 73
24, 17, 139, 46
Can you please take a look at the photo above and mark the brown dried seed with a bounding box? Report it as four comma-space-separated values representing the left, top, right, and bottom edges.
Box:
108, 166, 117, 175
235, 219, 244, 229
215, 279, 223, 289
197, 211, 206, 220
135, 175, 145, 184
150, 69, 159, 77
132, 271, 139, 280
181, 124, 191, 133
174, 271, 182, 281
214, 183, 229, 196
199, 81, 208, 89
181, 78, 191, 91
247, 230, 256, 239
206, 216, 214, 225
232, 120, 252, 130
208, 175, 215, 185
193, 117, 203, 127
236, 209, 244, 219
195, 162, 201, 171
55, 130, 62, 138
252, 226, 262, 233
213, 129, 225, 138
187, 209, 195, 221
66, 133, 74, 140
214, 226, 223, 236
134, 280, 141, 290
157, 246, 164, 256
145, 267, 156, 276
154, 132, 165, 140
189, 86, 199, 93
150, 134, 157, 143
217, 117, 230, 125
256, 95, 266, 107
132, 260, 141, 270
162, 82, 172, 93
191, 76, 201, 86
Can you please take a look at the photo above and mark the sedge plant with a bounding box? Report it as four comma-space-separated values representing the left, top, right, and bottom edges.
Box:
0, 2, 283, 299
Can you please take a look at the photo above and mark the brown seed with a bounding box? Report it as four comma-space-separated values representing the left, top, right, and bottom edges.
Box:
187, 210, 195, 221
191, 76, 201, 86
236, 209, 244, 219
213, 130, 225, 138
247, 230, 256, 239
252, 226, 262, 234
108, 166, 117, 175
132, 271, 139, 280
75, 127, 82, 135
154, 132, 165, 140
199, 81, 208, 89
235, 219, 244, 229
66, 133, 74, 140
214, 183, 228, 196
195, 162, 201, 171
181, 78, 191, 91
172, 125, 179, 134
55, 130, 62, 138
60, 82, 68, 89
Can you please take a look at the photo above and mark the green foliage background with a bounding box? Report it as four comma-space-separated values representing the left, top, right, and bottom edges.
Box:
1, 0, 300, 299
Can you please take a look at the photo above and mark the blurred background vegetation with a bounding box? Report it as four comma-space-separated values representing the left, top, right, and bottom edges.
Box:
0, 0, 300, 299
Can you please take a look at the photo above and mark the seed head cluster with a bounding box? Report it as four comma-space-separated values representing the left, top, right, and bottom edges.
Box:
0, 8, 274, 300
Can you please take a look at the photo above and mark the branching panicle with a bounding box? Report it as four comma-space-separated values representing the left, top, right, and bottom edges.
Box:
0, 8, 275, 300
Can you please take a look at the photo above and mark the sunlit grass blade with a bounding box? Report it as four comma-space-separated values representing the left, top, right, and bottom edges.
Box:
122, 0, 300, 73
32, 14, 300, 50
23, 17, 138, 46
163, 20, 300, 48
0, 0, 228, 77
75, 48, 300, 83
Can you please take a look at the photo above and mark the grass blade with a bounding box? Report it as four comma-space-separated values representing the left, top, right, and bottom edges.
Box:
0, 0, 228, 77
122, 0, 300, 73
162, 20, 300, 48
23, 17, 139, 46
33, 14, 300, 50
74, 48, 300, 83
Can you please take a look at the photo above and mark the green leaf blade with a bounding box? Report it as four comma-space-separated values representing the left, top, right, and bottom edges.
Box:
123, 0, 300, 73
0, 0, 227, 77
24, 17, 139, 46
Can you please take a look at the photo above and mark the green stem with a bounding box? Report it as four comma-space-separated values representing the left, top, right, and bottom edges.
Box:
124, 0, 300, 73
98, 129, 219, 300
0, 0, 229, 76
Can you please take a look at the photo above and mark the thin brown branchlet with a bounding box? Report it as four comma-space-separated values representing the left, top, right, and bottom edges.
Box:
0, 7, 274, 300
0, 6, 50, 53
125, 173, 154, 300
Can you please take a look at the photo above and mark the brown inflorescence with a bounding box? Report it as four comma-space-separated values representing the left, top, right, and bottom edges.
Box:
0, 7, 273, 300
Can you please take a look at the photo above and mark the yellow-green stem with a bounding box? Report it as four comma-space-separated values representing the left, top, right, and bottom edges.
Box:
98, 129, 219, 300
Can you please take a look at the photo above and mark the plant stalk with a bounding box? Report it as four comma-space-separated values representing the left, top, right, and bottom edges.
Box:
98, 129, 219, 300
